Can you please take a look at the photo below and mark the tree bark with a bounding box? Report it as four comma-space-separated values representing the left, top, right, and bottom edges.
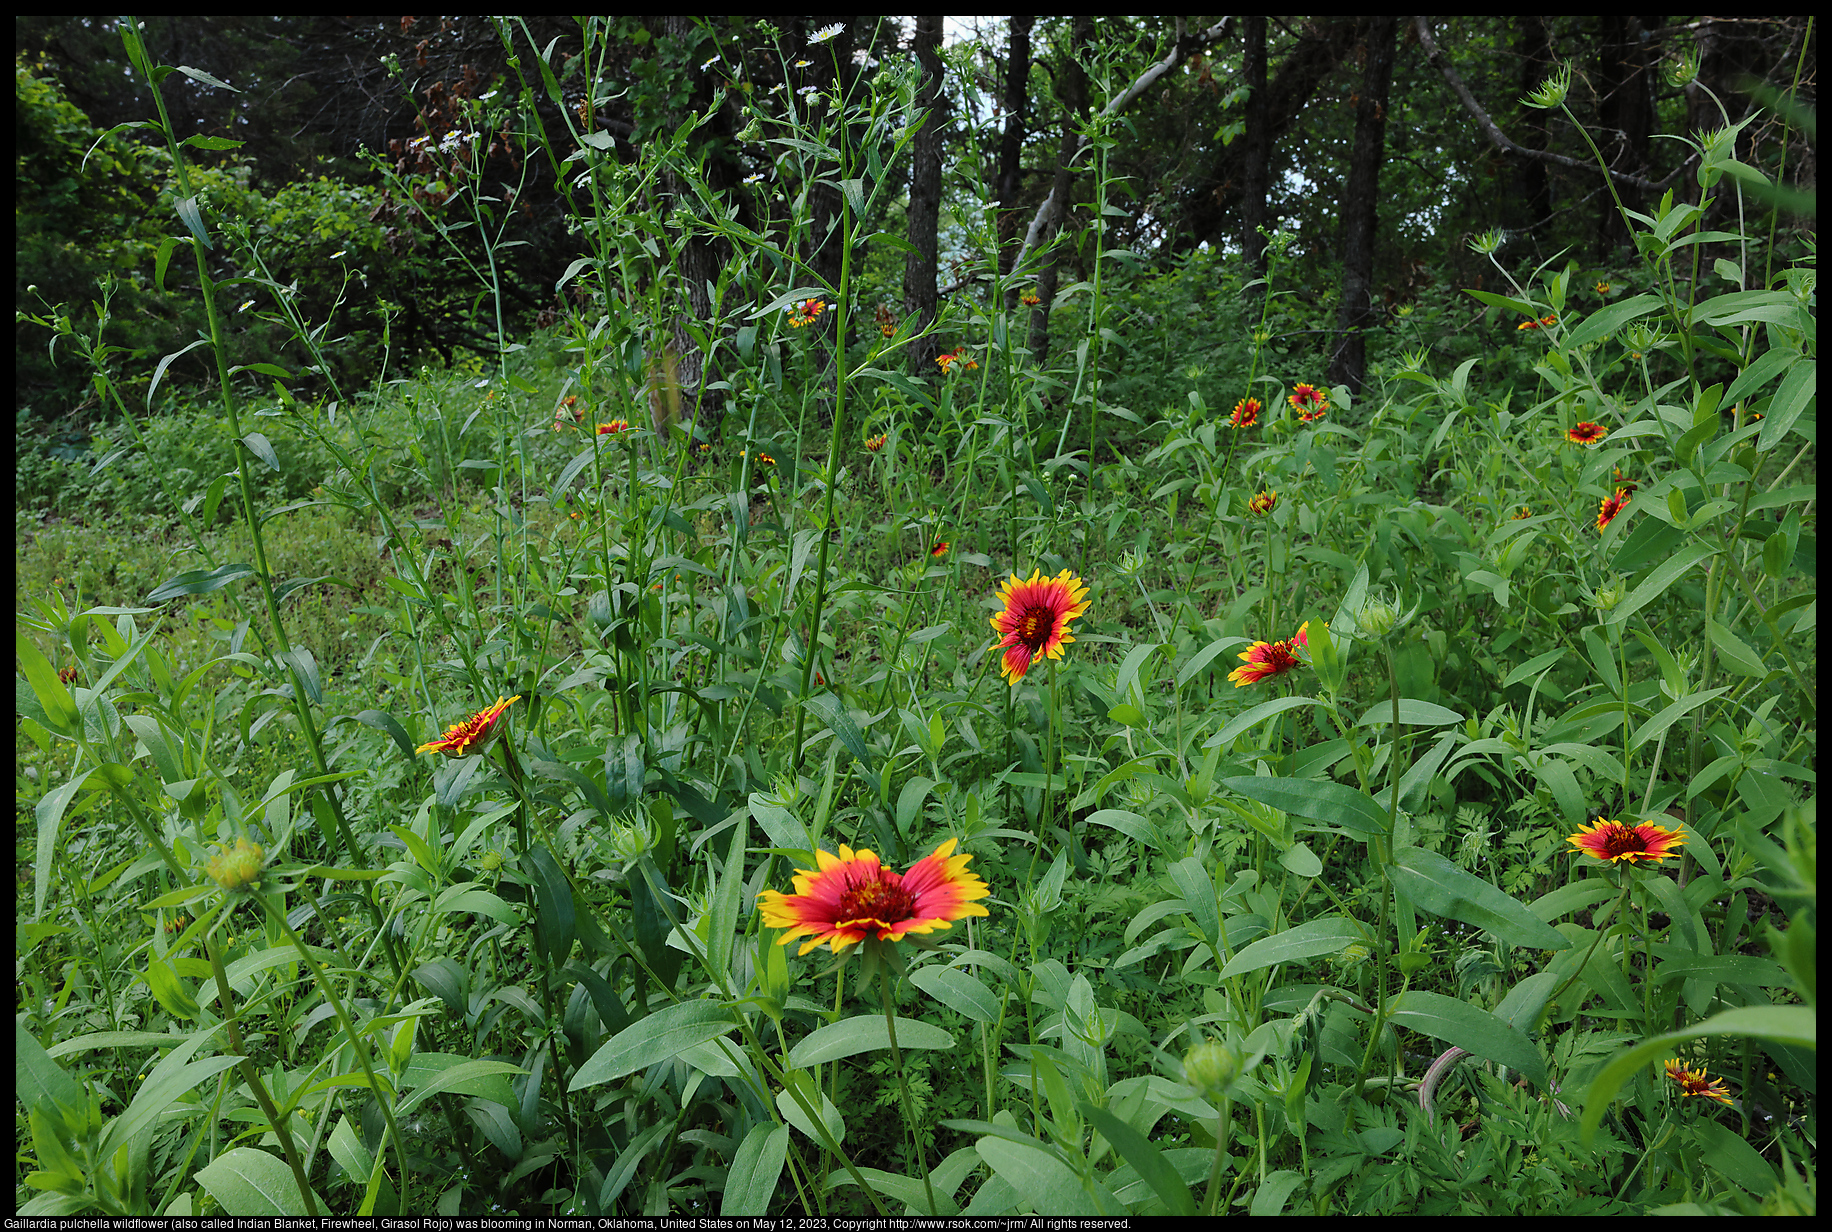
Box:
1239, 16, 1271, 289
995, 16, 1035, 277
1028, 13, 1091, 363
1595, 15, 1658, 259
1327, 16, 1397, 398
904, 15, 946, 377
1512, 17, 1554, 239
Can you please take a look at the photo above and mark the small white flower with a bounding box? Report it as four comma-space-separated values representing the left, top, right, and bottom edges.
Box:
809, 23, 843, 45
744, 172, 764, 184
797, 84, 817, 96
331, 249, 347, 259
793, 59, 811, 68
852, 49, 878, 68
238, 299, 255, 312
700, 54, 721, 71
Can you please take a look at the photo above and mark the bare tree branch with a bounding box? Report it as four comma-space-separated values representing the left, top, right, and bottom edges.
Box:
1013, 17, 1233, 271
1413, 16, 1697, 194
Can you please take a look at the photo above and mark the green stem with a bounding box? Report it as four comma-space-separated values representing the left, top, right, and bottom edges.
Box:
879, 965, 938, 1215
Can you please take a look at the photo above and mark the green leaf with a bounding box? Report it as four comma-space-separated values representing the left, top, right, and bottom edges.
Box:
148, 562, 257, 603
1706, 619, 1768, 677
909, 964, 1001, 1024
352, 710, 418, 760
1388, 846, 1571, 950
15, 1023, 88, 1114
1207, 696, 1326, 747
787, 1014, 953, 1067
1175, 635, 1250, 688
1608, 542, 1718, 626
395, 1059, 526, 1117
241, 432, 280, 472
1354, 698, 1466, 727
174, 196, 212, 250
1565, 293, 1666, 349
975, 1134, 1100, 1216
1502, 647, 1566, 688
801, 691, 874, 774
1250, 1171, 1308, 1216
1756, 358, 1815, 453
1218, 917, 1365, 979
570, 1000, 737, 1090
1694, 1117, 1780, 1197
1080, 1101, 1197, 1216
722, 1123, 790, 1216
1630, 686, 1732, 751
1221, 776, 1389, 837
775, 1068, 845, 1146
195, 1147, 325, 1216
1387, 990, 1546, 1086
16, 631, 80, 733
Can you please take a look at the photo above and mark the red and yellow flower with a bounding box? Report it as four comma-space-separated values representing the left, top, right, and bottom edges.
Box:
788, 298, 825, 328
1565, 421, 1608, 445
1020, 289, 1041, 306
989, 568, 1091, 685
1597, 487, 1631, 531
938, 349, 978, 374
757, 838, 990, 956
929, 541, 951, 558
1566, 817, 1686, 865
1247, 490, 1278, 517
1288, 383, 1329, 421
1229, 397, 1262, 429
596, 419, 630, 436
863, 433, 888, 453
1664, 1060, 1734, 1106
1228, 622, 1312, 688
874, 304, 897, 337
417, 695, 521, 757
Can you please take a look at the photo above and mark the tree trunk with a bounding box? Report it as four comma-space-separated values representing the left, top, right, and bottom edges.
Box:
1595, 15, 1657, 259
904, 15, 946, 377
1512, 17, 1554, 240
1239, 16, 1271, 289
1327, 16, 1397, 398
1186, 16, 1363, 250
996, 16, 1035, 277
1030, 13, 1091, 363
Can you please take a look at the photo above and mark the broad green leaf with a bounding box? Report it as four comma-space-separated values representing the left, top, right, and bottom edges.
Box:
195, 1148, 325, 1216
16, 1023, 88, 1114
1176, 635, 1250, 688
1207, 695, 1326, 747
1756, 358, 1815, 453
1250, 1170, 1308, 1216
1221, 776, 1389, 836
1502, 647, 1566, 688
148, 562, 257, 603
1080, 1101, 1197, 1216
395, 1059, 526, 1117
1218, 917, 1365, 980
909, 964, 1001, 1024
802, 691, 873, 772
975, 1134, 1099, 1216
1694, 1118, 1780, 1197
1387, 989, 1546, 1085
1354, 698, 1466, 727
787, 1014, 953, 1067
1631, 686, 1731, 750
1608, 542, 1718, 626
722, 1123, 790, 1216
776, 1069, 845, 1146
1565, 293, 1665, 349
570, 1000, 737, 1090
1388, 846, 1570, 950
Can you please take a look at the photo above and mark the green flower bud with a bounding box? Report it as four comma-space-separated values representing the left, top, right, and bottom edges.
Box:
206, 837, 265, 892
1183, 1040, 1242, 1101
1522, 66, 1571, 110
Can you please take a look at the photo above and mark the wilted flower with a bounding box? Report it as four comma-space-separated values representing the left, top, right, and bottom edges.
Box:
1664, 1059, 1733, 1105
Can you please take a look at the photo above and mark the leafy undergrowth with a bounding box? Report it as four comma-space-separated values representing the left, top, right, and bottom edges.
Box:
16, 20, 1815, 1219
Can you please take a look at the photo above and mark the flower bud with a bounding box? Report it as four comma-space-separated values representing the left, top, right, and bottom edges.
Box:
1358, 596, 1400, 638
1522, 67, 1571, 110
1593, 577, 1626, 613
206, 837, 265, 892
1183, 1040, 1242, 1101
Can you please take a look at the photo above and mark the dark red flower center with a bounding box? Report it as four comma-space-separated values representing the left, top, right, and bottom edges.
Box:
1593, 823, 1650, 858
1015, 608, 1050, 648
838, 877, 914, 924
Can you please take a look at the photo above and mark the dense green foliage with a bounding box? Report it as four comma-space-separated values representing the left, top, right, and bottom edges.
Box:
16, 16, 1816, 1219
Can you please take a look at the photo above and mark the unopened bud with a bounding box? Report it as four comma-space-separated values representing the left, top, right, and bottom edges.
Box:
1183, 1040, 1242, 1101
206, 837, 265, 892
